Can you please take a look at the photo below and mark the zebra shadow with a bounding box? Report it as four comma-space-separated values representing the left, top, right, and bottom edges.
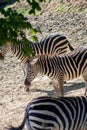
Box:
64, 81, 85, 95
29, 81, 85, 96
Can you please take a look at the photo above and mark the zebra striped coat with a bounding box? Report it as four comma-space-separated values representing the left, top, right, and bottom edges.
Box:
24, 47, 87, 97
0, 33, 74, 63
8, 96, 87, 130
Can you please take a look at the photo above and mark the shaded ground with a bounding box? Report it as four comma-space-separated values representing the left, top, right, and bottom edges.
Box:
0, 0, 87, 130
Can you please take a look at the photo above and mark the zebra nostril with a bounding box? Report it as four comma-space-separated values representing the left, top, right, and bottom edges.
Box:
24, 79, 31, 86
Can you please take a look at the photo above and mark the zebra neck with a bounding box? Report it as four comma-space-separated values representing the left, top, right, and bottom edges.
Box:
37, 56, 57, 78
31, 42, 42, 55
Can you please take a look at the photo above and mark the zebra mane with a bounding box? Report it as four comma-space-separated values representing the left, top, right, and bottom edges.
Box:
34, 53, 59, 58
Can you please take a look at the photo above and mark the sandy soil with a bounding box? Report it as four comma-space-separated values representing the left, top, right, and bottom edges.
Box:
0, 1, 87, 130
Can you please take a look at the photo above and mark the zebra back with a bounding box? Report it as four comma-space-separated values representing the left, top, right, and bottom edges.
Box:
8, 96, 87, 130
38, 33, 74, 55
0, 33, 74, 64
36, 47, 87, 79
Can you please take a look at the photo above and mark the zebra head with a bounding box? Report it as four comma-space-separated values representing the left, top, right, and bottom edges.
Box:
24, 58, 39, 91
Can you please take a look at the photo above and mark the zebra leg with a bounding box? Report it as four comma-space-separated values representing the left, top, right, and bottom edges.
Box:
84, 86, 87, 96
51, 80, 59, 97
52, 78, 64, 97
82, 72, 87, 96
50, 80, 66, 85
58, 77, 64, 97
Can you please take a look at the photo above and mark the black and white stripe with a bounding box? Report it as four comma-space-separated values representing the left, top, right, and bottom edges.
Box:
8, 96, 87, 130
37, 33, 74, 55
24, 47, 87, 96
0, 33, 74, 63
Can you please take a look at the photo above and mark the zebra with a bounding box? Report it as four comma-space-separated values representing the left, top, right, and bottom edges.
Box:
8, 96, 87, 130
0, 33, 74, 63
24, 46, 87, 97
0, 33, 74, 91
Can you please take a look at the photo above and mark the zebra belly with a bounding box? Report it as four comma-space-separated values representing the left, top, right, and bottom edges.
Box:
29, 119, 87, 130
26, 96, 87, 130
64, 69, 83, 81
28, 112, 87, 130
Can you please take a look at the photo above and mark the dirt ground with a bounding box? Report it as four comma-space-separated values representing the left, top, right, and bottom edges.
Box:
0, 0, 87, 130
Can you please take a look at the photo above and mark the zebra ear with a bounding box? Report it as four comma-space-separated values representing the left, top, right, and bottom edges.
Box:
31, 58, 38, 65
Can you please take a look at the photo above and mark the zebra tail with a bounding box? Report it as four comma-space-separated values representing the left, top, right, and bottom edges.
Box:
68, 41, 74, 51
7, 112, 28, 130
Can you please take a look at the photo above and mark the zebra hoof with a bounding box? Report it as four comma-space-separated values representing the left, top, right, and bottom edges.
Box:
49, 81, 53, 85
64, 81, 67, 83
25, 86, 30, 92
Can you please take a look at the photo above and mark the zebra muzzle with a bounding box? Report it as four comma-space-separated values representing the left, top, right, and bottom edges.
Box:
24, 79, 31, 92
24, 79, 31, 86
